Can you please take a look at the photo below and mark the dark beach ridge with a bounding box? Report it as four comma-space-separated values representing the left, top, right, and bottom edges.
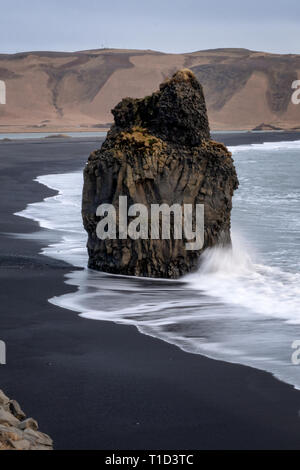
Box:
1, 132, 300, 450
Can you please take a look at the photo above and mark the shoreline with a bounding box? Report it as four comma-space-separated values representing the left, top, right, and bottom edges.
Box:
1, 130, 300, 146
1, 134, 300, 449
0, 127, 300, 136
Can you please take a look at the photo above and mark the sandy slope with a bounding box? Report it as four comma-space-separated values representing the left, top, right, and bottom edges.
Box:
0, 48, 299, 132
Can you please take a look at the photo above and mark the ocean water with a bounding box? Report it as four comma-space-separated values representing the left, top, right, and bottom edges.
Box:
16, 140, 300, 389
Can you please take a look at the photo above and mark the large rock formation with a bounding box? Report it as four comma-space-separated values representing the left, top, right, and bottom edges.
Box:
0, 390, 53, 450
82, 69, 239, 279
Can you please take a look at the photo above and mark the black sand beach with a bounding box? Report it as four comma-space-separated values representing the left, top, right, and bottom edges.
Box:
1, 133, 300, 450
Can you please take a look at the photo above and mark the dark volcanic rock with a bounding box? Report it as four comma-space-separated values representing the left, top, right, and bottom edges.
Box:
82, 69, 239, 279
112, 69, 210, 146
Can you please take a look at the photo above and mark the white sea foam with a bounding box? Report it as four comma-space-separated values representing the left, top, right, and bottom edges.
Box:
15, 140, 300, 390
187, 241, 300, 323
229, 139, 300, 153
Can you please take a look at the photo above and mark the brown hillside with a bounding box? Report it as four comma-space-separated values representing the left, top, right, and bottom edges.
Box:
0, 48, 299, 132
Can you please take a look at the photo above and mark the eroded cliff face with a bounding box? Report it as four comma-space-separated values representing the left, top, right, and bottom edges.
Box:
82, 69, 239, 279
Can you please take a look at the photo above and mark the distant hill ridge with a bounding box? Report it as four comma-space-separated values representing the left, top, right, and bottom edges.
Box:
0, 48, 299, 132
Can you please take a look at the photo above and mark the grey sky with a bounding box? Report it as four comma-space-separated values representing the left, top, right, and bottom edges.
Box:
0, 0, 299, 54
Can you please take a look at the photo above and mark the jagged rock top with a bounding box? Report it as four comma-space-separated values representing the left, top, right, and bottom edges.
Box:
111, 69, 211, 146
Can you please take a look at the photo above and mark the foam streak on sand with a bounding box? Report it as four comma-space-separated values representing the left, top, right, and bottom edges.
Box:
16, 140, 300, 390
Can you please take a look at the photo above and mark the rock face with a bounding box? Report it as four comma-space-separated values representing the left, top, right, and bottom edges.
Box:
82, 69, 239, 279
0, 390, 53, 451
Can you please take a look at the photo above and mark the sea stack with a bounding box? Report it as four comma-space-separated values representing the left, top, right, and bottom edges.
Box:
82, 69, 239, 278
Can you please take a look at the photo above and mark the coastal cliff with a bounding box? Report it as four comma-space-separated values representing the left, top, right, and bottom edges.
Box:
82, 69, 239, 278
0, 390, 53, 450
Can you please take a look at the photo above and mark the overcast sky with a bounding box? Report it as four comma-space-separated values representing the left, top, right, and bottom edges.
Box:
0, 0, 299, 54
